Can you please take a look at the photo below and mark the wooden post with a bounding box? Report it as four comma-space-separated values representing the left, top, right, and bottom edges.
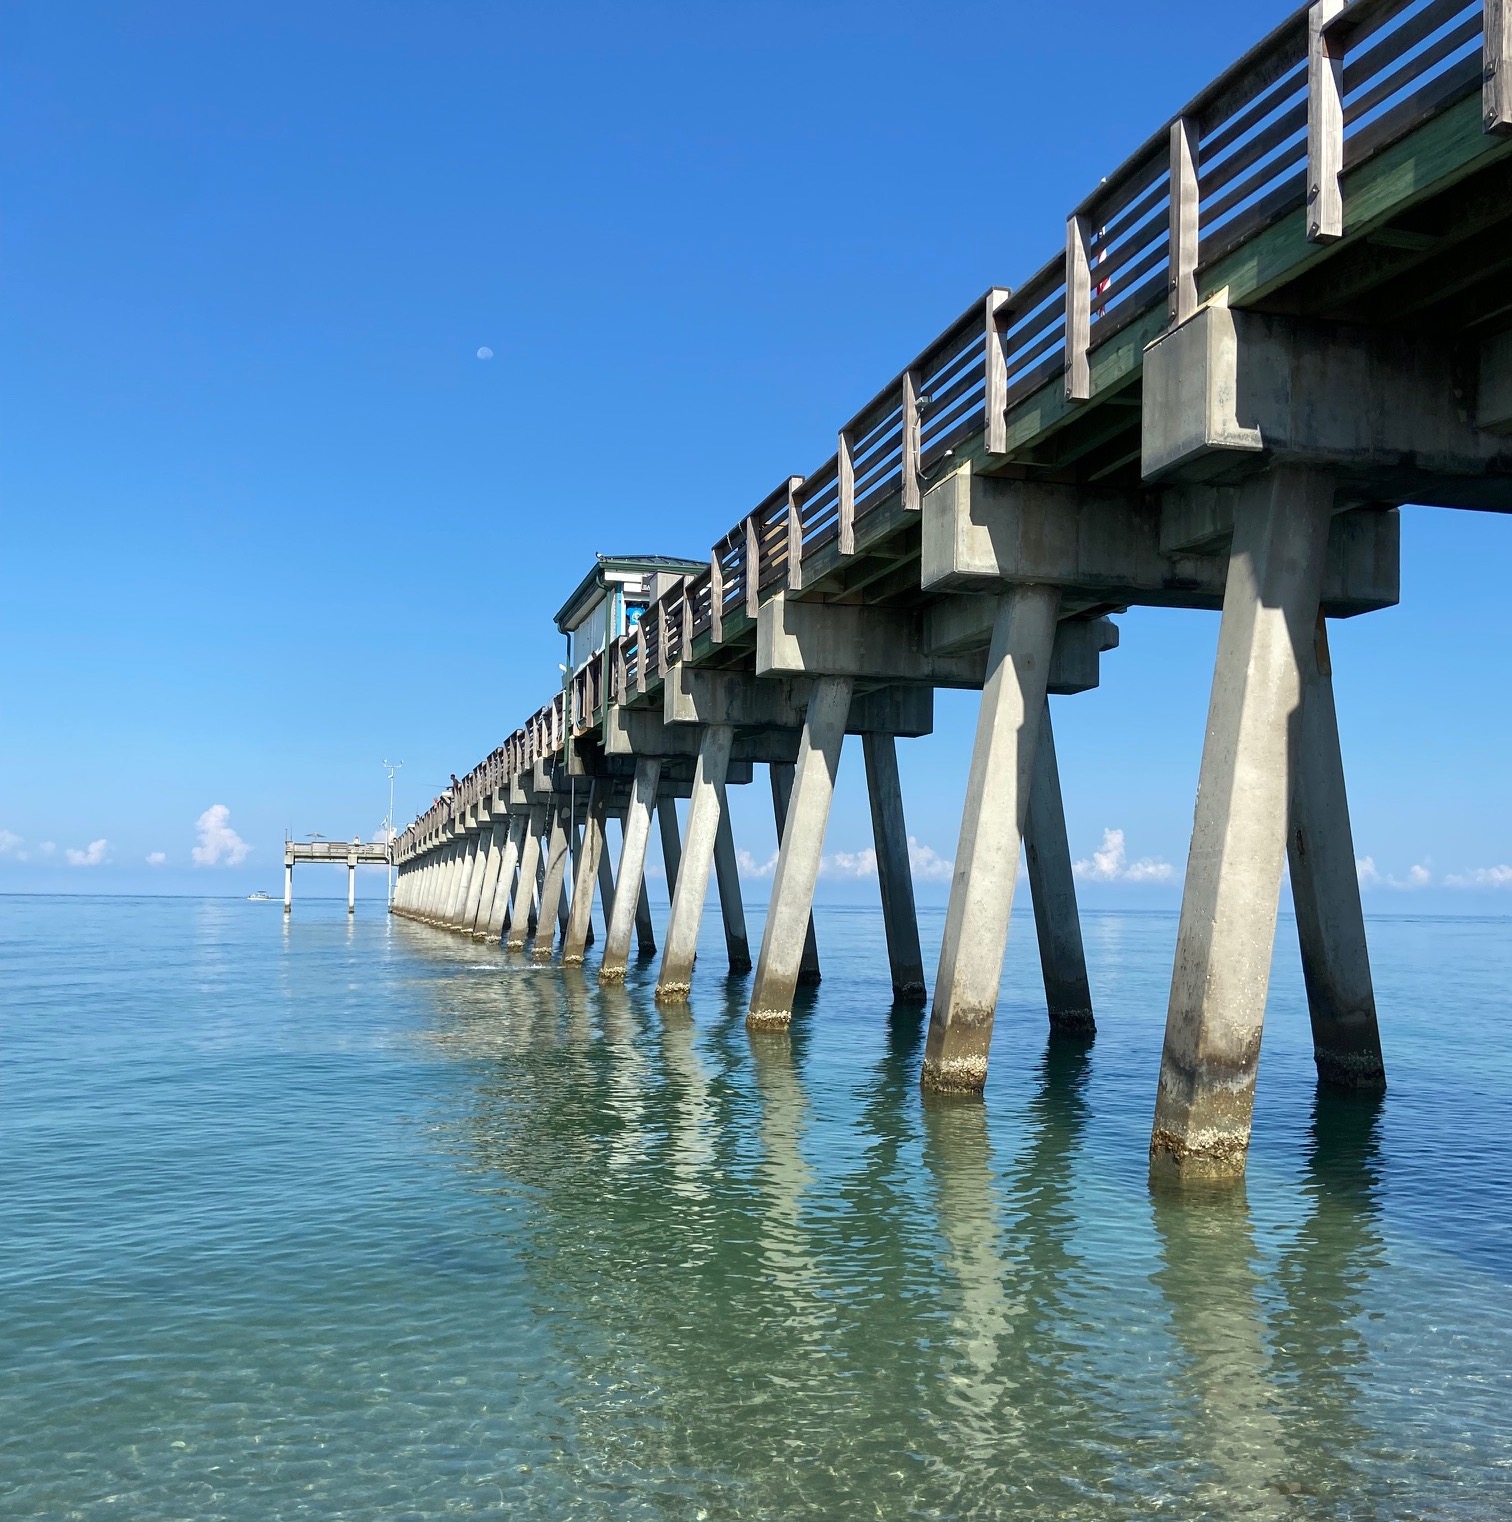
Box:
1065, 213, 1093, 401
1489, 0, 1512, 135
1169, 116, 1200, 325
984, 287, 1011, 452
837, 429, 856, 554
709, 548, 724, 643
743, 514, 760, 619
1308, 0, 1345, 243
784, 476, 805, 590
901, 369, 922, 513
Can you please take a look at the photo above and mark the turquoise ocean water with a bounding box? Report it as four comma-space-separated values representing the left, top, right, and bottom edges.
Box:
3, 892, 1510, 1519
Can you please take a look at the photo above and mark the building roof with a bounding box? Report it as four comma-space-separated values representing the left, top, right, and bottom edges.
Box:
553, 553, 708, 633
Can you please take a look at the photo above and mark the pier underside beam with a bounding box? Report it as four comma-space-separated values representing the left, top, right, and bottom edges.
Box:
1151, 468, 1333, 1183
656, 725, 733, 1001
1023, 703, 1095, 1036
1288, 615, 1386, 1090
922, 583, 1060, 1095
748, 675, 854, 1029
601, 759, 662, 982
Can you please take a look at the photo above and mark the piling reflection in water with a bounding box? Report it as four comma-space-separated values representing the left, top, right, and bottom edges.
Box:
394, 917, 1499, 1518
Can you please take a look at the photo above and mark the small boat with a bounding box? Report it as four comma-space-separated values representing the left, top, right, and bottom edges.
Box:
247, 891, 274, 902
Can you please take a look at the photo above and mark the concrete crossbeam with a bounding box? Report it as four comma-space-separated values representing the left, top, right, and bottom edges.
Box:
1142, 300, 1512, 506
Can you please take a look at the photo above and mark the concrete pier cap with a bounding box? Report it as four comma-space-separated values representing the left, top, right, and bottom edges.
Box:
1141, 295, 1512, 508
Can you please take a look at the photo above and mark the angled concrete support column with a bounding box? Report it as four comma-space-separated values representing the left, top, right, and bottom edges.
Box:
424, 846, 446, 920
461, 827, 492, 929
922, 584, 1061, 1095
1151, 468, 1333, 1182
862, 732, 926, 1004
532, 802, 572, 959
430, 848, 453, 921
656, 725, 734, 1001
505, 809, 546, 951
769, 763, 820, 984
658, 797, 683, 898
445, 838, 474, 926
635, 879, 656, 954
596, 840, 617, 938
713, 783, 752, 974
485, 814, 526, 939
559, 813, 577, 939
1023, 702, 1094, 1035
1288, 615, 1385, 1090
748, 675, 854, 1029
426, 851, 447, 920
563, 787, 609, 965
602, 758, 662, 983
467, 821, 503, 934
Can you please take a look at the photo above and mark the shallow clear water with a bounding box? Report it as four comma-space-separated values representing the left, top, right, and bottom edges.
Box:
3, 893, 1510, 1519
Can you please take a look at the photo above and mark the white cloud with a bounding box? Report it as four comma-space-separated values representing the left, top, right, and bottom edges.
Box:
736, 848, 779, 879
737, 836, 954, 884
907, 836, 954, 883
66, 839, 109, 867
1444, 864, 1512, 889
146, 851, 168, 866
821, 847, 877, 880
38, 842, 55, 857
1357, 855, 1432, 889
0, 830, 21, 858
192, 804, 251, 867
1073, 828, 1174, 884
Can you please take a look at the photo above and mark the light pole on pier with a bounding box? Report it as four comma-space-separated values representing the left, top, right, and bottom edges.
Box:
383, 759, 403, 906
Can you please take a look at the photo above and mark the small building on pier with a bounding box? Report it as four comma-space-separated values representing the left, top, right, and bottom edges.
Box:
554, 554, 707, 674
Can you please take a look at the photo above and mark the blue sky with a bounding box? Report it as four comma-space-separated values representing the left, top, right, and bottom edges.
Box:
2, 0, 1509, 910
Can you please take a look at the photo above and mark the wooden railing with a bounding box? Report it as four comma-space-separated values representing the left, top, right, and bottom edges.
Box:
396, 0, 1508, 858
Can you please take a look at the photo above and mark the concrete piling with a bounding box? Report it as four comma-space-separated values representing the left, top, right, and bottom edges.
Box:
563, 786, 608, 965
1150, 469, 1333, 1182
768, 762, 820, 986
533, 802, 572, 959
1288, 614, 1386, 1091
656, 723, 734, 1001
468, 821, 504, 935
712, 782, 752, 974
862, 731, 926, 1005
1022, 703, 1094, 1036
747, 674, 853, 1030
506, 807, 546, 951
922, 584, 1060, 1096
485, 813, 526, 939
601, 758, 662, 983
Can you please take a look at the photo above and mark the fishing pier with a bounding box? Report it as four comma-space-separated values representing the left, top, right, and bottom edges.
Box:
392, 0, 1512, 1181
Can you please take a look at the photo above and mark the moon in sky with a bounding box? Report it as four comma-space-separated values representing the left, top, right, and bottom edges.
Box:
476, 346, 494, 360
